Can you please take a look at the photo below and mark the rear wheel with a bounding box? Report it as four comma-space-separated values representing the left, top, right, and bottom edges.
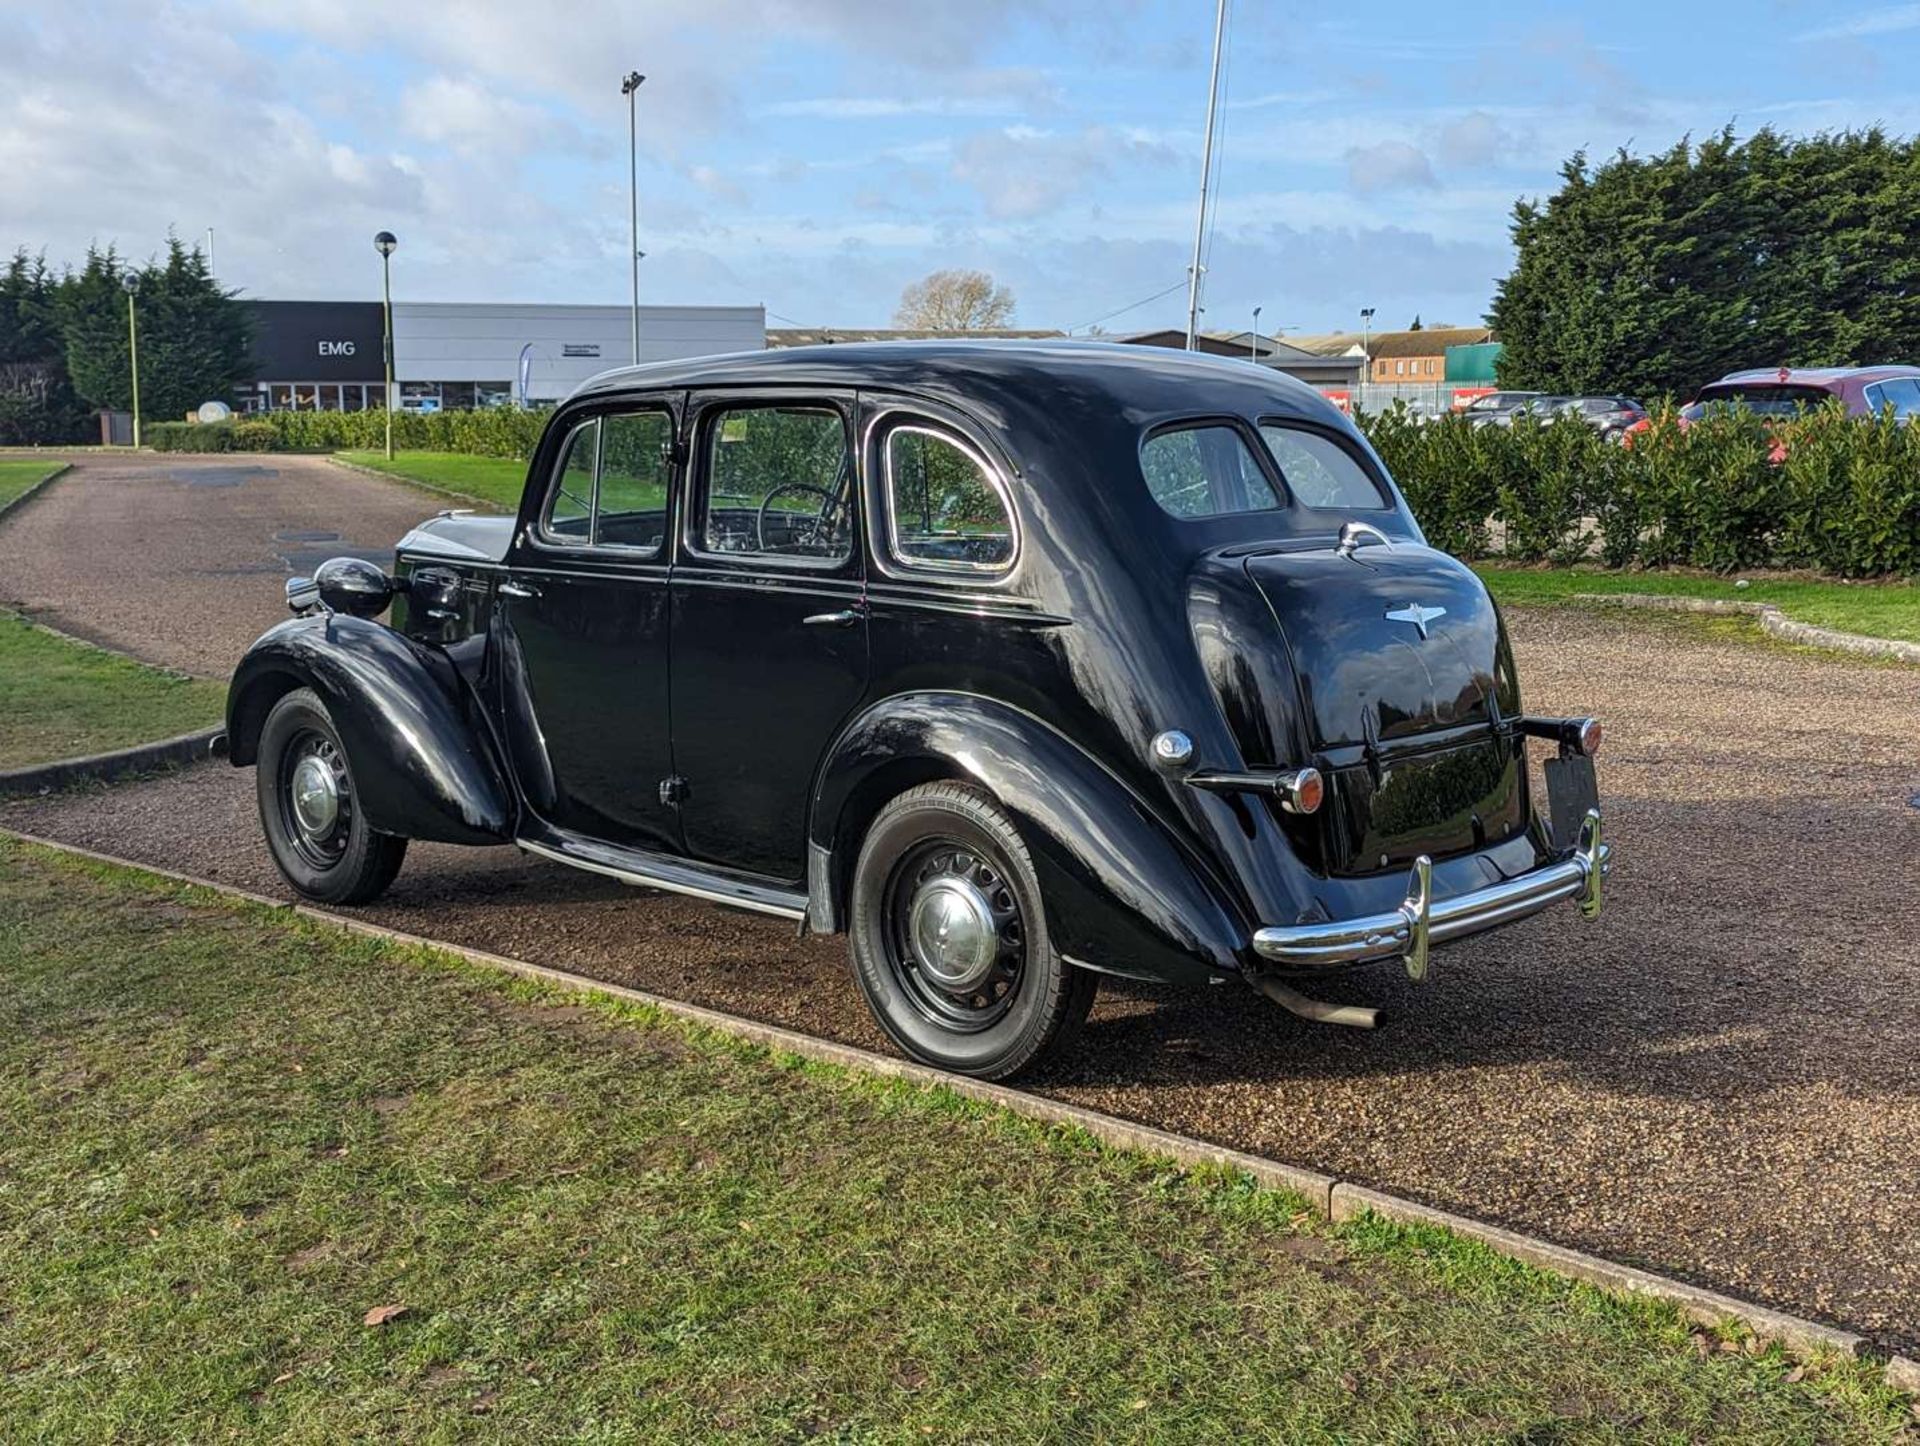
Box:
256, 687, 407, 904
849, 782, 1096, 1080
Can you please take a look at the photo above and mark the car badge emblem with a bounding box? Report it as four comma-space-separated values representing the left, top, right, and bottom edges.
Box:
1385, 603, 1446, 639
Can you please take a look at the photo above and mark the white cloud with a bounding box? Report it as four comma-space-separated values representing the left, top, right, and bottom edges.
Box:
1796, 3, 1920, 39
1344, 140, 1439, 194
398, 75, 565, 156
950, 125, 1179, 220
761, 97, 1015, 119
1435, 111, 1521, 169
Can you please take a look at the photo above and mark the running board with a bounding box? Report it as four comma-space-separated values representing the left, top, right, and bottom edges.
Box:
517, 835, 808, 921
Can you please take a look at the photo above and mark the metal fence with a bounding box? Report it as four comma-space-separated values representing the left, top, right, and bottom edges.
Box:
1310, 379, 1497, 417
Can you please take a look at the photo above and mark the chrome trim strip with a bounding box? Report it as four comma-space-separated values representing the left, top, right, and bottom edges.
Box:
517, 838, 807, 920
1253, 810, 1610, 970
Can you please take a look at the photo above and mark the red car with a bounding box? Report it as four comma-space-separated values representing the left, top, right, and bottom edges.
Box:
1625, 365, 1920, 456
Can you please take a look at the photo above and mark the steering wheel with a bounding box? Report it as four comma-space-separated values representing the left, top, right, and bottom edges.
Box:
755, 482, 841, 554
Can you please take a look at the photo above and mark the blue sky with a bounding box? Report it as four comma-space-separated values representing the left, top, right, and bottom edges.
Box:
3, 1, 1917, 336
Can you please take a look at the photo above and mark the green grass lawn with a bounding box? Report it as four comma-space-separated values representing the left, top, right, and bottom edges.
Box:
0, 614, 226, 769
0, 839, 1905, 1441
337, 451, 526, 512
1479, 565, 1920, 645
0, 459, 63, 511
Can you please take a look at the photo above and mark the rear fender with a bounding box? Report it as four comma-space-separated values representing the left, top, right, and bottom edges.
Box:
227, 614, 512, 845
809, 693, 1246, 984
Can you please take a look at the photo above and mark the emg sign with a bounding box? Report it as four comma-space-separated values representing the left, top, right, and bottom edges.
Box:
242, 301, 385, 384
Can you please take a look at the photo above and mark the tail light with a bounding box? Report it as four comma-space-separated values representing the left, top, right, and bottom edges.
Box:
1283, 767, 1324, 815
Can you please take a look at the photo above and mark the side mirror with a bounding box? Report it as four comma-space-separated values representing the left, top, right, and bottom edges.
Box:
314, 557, 395, 618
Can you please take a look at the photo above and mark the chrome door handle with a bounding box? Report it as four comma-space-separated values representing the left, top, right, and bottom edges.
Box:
803, 607, 860, 628
499, 581, 540, 599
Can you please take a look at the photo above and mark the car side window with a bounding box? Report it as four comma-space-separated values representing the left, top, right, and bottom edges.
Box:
1141, 424, 1279, 519
1258, 424, 1388, 510
595, 411, 671, 552
1867, 378, 1920, 418
700, 404, 852, 563
883, 425, 1016, 573
538, 410, 672, 556
544, 419, 596, 541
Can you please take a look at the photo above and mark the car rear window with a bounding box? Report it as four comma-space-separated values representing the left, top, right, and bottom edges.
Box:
1140, 424, 1279, 519
1257, 424, 1387, 510
1695, 385, 1833, 417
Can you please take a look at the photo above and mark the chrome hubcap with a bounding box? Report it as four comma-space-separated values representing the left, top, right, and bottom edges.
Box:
908, 876, 999, 992
290, 754, 339, 836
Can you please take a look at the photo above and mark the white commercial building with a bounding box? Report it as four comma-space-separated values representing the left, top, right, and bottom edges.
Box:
240, 300, 766, 413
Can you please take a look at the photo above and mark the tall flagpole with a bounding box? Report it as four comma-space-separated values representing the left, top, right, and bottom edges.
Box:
622, 72, 646, 366
1184, 0, 1229, 350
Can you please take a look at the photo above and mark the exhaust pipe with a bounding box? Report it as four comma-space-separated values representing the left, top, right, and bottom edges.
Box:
1253, 973, 1380, 1030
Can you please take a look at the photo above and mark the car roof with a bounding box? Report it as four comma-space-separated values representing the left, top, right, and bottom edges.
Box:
1709, 365, 1920, 389
568, 339, 1351, 429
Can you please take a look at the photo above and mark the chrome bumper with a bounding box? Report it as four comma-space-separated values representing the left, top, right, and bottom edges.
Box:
1252, 809, 1609, 975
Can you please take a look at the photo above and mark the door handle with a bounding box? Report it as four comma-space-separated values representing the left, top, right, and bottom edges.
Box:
499, 581, 540, 599
803, 607, 861, 628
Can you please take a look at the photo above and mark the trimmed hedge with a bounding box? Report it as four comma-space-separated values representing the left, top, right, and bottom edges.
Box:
147, 419, 281, 452
147, 407, 551, 460
250, 406, 550, 458
1360, 403, 1920, 579
146, 399, 1919, 579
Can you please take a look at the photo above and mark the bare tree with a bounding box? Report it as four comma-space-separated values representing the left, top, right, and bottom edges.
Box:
893, 270, 1016, 330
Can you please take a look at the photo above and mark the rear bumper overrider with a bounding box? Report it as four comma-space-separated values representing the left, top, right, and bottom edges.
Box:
1252, 808, 1609, 973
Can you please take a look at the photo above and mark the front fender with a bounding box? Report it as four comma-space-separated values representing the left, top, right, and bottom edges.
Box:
227, 614, 512, 845
810, 693, 1247, 984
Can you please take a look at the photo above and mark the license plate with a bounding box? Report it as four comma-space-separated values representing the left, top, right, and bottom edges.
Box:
1544, 752, 1599, 852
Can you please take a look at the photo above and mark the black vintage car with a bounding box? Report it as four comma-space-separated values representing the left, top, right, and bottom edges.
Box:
225, 343, 1610, 1079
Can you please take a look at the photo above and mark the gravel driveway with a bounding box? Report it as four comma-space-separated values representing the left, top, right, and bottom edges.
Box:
0, 454, 440, 678
7, 596, 1918, 1353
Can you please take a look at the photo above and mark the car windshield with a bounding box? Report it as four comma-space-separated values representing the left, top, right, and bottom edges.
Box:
1693, 384, 1833, 417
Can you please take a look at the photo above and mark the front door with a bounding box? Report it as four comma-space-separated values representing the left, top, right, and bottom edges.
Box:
495, 396, 682, 851
670, 391, 868, 881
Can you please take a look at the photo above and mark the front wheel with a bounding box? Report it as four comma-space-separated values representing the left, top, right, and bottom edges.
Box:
848, 782, 1096, 1080
256, 687, 407, 904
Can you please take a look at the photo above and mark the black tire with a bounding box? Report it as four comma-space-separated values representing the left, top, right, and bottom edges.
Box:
848, 782, 1096, 1080
256, 687, 407, 905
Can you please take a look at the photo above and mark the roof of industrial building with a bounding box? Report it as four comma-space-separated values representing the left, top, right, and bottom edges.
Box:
767, 327, 1065, 348
1286, 326, 1494, 358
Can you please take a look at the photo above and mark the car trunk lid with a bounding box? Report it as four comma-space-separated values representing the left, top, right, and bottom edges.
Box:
1231, 540, 1528, 874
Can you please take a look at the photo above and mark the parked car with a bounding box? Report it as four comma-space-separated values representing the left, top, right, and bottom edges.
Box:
1558, 395, 1648, 443
1457, 390, 1544, 425
1624, 366, 1920, 449
222, 343, 1613, 1079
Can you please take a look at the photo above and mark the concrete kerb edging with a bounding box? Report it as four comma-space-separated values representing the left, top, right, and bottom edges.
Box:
2, 824, 1910, 1396
0, 728, 225, 799
0, 461, 73, 524
324, 454, 507, 516
1574, 591, 1920, 665
1328, 1186, 1866, 1361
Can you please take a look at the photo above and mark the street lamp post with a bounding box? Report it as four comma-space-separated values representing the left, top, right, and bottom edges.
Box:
621, 71, 646, 366
121, 272, 142, 448
1358, 306, 1376, 414
374, 231, 398, 460
1250, 305, 1262, 362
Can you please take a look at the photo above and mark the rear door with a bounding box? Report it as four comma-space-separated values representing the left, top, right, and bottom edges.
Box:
668, 391, 868, 882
